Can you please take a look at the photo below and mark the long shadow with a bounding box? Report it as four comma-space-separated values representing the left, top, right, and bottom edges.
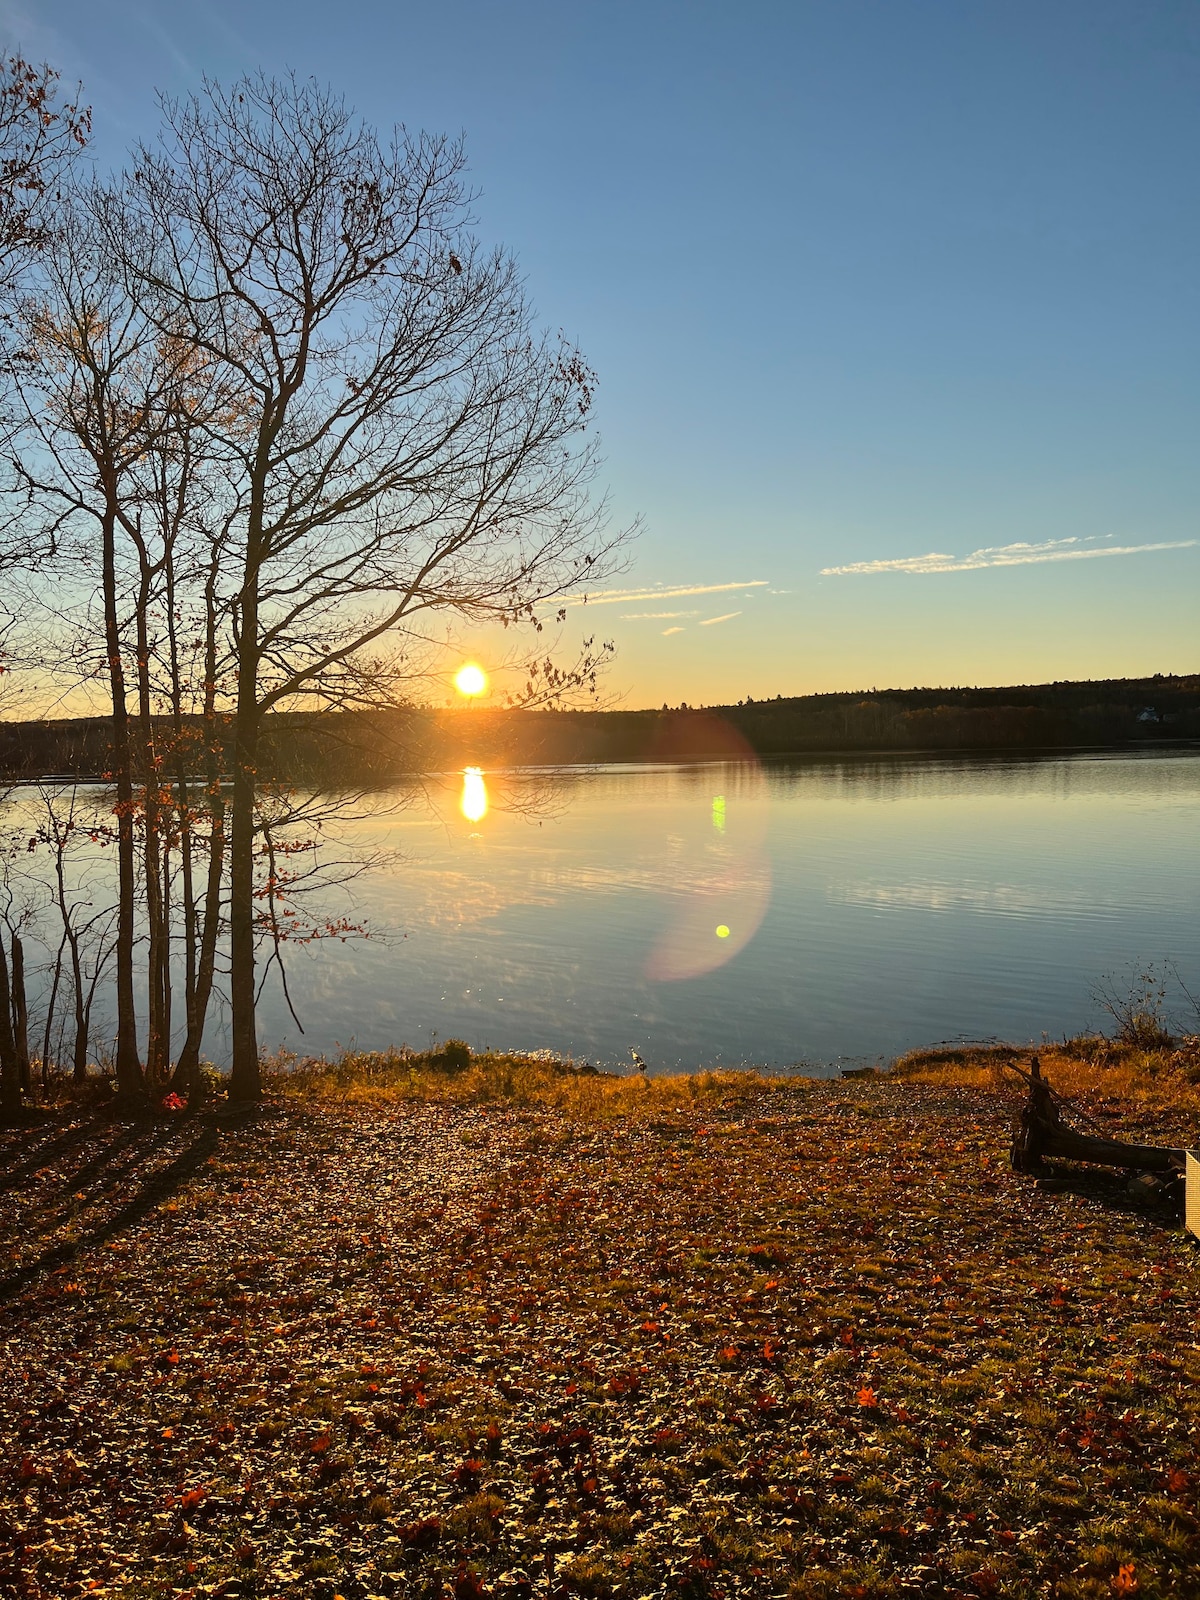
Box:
0, 1120, 222, 1308
5, 1121, 184, 1247
0, 1118, 99, 1194
47, 1122, 182, 1216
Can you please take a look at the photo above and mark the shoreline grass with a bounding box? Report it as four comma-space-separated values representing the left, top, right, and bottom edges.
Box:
260, 1031, 1200, 1122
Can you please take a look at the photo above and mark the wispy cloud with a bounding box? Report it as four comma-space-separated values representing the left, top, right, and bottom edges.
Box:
662, 626, 686, 636
564, 579, 768, 607
619, 609, 700, 620
699, 611, 742, 626
822, 536, 1197, 577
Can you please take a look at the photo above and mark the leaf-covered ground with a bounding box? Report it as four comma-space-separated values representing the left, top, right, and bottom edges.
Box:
2, 1079, 1199, 1600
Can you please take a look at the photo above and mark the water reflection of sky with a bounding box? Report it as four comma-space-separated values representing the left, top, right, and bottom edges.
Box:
247, 747, 1200, 1073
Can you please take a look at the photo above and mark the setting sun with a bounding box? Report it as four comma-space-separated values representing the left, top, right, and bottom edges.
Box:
454, 662, 488, 698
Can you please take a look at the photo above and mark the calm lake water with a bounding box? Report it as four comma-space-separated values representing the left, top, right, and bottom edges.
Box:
245, 745, 1200, 1073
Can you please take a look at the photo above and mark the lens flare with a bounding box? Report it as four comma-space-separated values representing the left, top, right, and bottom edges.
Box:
643, 714, 771, 982
460, 766, 488, 823
455, 662, 488, 697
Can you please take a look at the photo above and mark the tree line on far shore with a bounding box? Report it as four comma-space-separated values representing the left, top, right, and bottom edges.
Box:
0, 62, 622, 1116
0, 672, 1194, 788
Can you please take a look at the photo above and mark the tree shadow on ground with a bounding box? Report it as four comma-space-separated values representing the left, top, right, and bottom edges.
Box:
0, 1116, 100, 1194
0, 1115, 222, 1307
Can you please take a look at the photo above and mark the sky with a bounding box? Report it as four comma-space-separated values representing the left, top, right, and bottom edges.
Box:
7, 0, 1199, 707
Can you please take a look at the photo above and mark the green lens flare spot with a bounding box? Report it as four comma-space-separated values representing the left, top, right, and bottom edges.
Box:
715, 924, 731, 939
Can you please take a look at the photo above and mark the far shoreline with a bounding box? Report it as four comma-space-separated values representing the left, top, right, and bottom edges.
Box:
1, 669, 1197, 783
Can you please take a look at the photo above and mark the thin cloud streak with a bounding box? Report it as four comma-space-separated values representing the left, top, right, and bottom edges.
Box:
662, 626, 685, 636
822, 536, 1198, 577
699, 611, 742, 626
563, 579, 768, 607
619, 609, 700, 620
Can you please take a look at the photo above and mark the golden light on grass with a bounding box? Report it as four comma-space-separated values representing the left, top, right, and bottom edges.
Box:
461, 766, 488, 823
454, 661, 488, 698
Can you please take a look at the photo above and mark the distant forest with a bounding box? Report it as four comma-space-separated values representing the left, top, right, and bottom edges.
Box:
3, 673, 1198, 784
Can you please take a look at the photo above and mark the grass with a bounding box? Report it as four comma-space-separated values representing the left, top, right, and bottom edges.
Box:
890, 1034, 1200, 1113
263, 1042, 805, 1118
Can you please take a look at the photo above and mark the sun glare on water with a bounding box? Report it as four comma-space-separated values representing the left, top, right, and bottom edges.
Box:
461, 767, 489, 823
455, 662, 488, 698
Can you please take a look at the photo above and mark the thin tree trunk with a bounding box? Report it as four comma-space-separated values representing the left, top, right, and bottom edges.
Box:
50, 823, 91, 1082
160, 833, 171, 1065
228, 497, 262, 1102
42, 931, 67, 1091
11, 934, 30, 1092
228, 708, 260, 1101
134, 562, 167, 1086
0, 938, 20, 1116
101, 496, 142, 1100
171, 555, 226, 1096
68, 913, 89, 1082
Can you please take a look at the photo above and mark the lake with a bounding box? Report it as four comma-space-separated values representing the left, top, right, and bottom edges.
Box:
241, 745, 1200, 1073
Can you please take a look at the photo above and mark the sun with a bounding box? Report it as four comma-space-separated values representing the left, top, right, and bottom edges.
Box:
454, 662, 488, 698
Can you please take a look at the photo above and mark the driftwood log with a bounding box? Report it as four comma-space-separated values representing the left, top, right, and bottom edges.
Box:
1010, 1056, 1185, 1176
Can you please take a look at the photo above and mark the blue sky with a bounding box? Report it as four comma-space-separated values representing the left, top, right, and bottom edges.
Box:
9, 0, 1199, 704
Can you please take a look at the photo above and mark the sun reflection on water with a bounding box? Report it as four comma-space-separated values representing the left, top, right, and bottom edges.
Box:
460, 766, 488, 823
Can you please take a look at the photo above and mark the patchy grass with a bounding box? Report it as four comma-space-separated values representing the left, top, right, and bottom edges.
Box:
890, 1035, 1200, 1113
264, 1043, 804, 1119
2, 1064, 1199, 1600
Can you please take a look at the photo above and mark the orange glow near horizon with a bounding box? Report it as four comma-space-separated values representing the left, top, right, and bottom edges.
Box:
455, 662, 488, 698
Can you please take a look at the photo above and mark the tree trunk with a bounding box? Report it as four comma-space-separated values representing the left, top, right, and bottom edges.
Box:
172, 787, 224, 1094
41, 932, 66, 1091
229, 544, 261, 1101
11, 934, 30, 1093
228, 719, 259, 1099
170, 564, 227, 1098
0, 938, 20, 1116
101, 498, 143, 1100
135, 562, 168, 1086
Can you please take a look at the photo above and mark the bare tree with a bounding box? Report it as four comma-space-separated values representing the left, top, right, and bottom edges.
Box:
11, 195, 237, 1101
0, 53, 89, 305
109, 75, 625, 1099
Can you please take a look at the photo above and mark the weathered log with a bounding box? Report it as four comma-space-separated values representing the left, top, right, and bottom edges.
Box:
1010, 1055, 1184, 1176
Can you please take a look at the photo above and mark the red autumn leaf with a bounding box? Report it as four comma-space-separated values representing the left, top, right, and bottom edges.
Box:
1113, 1564, 1139, 1595
454, 1565, 488, 1600
180, 1486, 208, 1511
399, 1516, 441, 1549
857, 1386, 878, 1409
